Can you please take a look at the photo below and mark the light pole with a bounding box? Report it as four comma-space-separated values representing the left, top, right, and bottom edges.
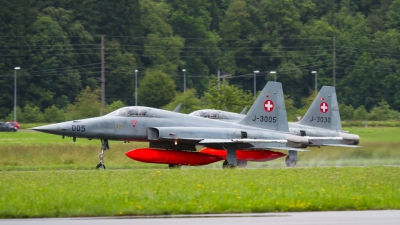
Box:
312, 71, 317, 93
182, 69, 186, 92
270, 71, 276, 81
253, 70, 259, 98
14, 67, 20, 122
135, 70, 138, 106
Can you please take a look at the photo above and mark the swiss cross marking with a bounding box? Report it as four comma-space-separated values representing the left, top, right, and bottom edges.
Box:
320, 102, 329, 113
131, 120, 138, 127
264, 100, 274, 112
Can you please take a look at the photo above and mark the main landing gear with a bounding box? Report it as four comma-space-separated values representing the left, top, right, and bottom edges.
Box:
168, 164, 182, 169
222, 160, 236, 168
285, 150, 298, 167
285, 156, 297, 167
222, 159, 247, 168
222, 145, 239, 169
96, 139, 109, 169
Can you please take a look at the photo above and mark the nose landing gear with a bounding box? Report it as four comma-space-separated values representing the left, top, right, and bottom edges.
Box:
96, 139, 109, 169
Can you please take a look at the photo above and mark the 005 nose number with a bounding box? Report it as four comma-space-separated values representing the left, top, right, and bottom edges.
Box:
71, 125, 86, 132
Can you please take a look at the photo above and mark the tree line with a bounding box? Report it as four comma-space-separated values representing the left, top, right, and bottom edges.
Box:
1, 0, 400, 120
4, 77, 399, 123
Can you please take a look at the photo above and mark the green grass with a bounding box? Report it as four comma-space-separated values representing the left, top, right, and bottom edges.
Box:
0, 167, 399, 218
0, 127, 399, 218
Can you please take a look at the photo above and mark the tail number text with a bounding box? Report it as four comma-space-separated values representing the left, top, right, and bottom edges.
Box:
310, 116, 331, 123
252, 115, 277, 123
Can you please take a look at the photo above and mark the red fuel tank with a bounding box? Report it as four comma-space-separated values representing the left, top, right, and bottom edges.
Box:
200, 148, 286, 162
125, 148, 224, 166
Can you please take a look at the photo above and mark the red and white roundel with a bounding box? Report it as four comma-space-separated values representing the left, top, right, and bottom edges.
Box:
264, 100, 274, 112
320, 102, 329, 113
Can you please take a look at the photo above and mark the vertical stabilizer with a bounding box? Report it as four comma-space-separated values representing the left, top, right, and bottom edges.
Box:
240, 106, 248, 115
173, 103, 181, 112
298, 86, 342, 131
238, 82, 289, 132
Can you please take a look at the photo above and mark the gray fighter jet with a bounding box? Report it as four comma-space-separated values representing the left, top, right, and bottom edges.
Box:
32, 82, 310, 169
189, 86, 360, 166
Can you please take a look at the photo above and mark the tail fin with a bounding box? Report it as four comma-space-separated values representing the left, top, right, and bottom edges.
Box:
238, 82, 289, 132
173, 103, 181, 112
240, 106, 248, 115
298, 86, 342, 131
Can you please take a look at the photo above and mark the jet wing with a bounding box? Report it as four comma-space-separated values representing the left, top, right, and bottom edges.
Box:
199, 139, 287, 144
305, 136, 343, 140
271, 147, 310, 152
322, 144, 362, 148
198, 139, 308, 151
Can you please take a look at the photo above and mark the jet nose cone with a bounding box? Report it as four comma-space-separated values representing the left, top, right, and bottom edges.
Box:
31, 124, 61, 134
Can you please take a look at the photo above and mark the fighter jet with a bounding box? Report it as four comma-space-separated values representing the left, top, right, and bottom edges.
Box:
32, 82, 309, 169
189, 86, 360, 166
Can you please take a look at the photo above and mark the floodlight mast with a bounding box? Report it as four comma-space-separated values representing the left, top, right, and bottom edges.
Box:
14, 67, 20, 122
135, 70, 138, 106
270, 71, 277, 82
312, 71, 317, 93
253, 70, 259, 98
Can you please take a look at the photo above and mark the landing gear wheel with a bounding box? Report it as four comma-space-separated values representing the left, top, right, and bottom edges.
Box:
96, 139, 109, 170
168, 164, 181, 169
222, 160, 236, 169
285, 156, 297, 167
96, 163, 106, 169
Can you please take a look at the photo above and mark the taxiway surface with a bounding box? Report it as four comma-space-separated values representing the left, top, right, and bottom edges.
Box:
1, 210, 399, 225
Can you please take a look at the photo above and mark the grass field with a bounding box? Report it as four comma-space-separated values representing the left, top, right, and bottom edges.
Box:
1, 127, 399, 170
0, 167, 399, 218
0, 127, 399, 218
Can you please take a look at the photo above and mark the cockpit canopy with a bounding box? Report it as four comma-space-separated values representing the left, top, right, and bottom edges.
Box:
189, 110, 223, 119
105, 107, 151, 117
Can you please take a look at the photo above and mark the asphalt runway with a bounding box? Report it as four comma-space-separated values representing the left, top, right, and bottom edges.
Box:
1, 210, 400, 225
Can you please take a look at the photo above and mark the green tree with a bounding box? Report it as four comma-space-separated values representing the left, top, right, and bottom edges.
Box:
285, 95, 299, 122
368, 100, 394, 121
354, 105, 368, 121
43, 105, 65, 123
23, 13, 80, 110
203, 78, 253, 113
3, 107, 23, 122
20, 105, 44, 123
137, 70, 176, 108
162, 89, 202, 114
106, 100, 126, 114
105, 40, 138, 105
386, 0, 400, 29
168, 0, 221, 93
0, 0, 38, 119
339, 103, 355, 120
141, 0, 184, 73
66, 87, 101, 120
297, 91, 317, 117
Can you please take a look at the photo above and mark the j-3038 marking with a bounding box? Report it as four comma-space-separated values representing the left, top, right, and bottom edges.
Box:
309, 116, 331, 123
